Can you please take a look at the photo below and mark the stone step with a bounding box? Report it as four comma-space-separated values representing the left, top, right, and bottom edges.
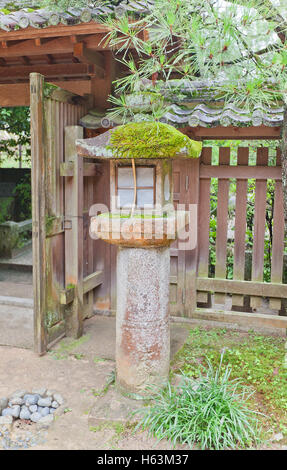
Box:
0, 295, 33, 308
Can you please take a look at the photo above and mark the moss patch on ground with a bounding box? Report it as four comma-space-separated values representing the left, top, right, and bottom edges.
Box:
49, 335, 90, 360
171, 327, 287, 440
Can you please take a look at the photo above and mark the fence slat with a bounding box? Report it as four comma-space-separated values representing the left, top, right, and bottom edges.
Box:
251, 147, 268, 309
214, 147, 230, 304
232, 148, 248, 308
270, 148, 285, 310
197, 147, 212, 304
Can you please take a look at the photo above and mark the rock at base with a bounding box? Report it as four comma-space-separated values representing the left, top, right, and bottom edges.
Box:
36, 414, 54, 430
0, 415, 13, 432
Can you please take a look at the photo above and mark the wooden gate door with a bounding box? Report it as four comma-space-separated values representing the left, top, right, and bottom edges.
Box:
30, 73, 88, 354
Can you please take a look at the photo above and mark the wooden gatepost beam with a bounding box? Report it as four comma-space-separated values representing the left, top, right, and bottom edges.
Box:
30, 72, 47, 354
64, 126, 84, 338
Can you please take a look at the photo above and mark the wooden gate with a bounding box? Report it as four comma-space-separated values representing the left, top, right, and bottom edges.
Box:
31, 73, 104, 354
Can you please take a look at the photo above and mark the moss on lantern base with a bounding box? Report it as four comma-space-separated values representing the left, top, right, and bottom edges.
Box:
108, 122, 202, 160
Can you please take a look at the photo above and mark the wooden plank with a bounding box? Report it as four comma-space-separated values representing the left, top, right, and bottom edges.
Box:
192, 308, 287, 329
0, 81, 90, 106
183, 158, 199, 317
60, 162, 100, 177
92, 160, 114, 314
73, 43, 105, 77
197, 277, 287, 298
64, 126, 84, 338
30, 72, 47, 355
197, 147, 212, 304
270, 148, 285, 310
200, 165, 281, 180
214, 147, 230, 304
44, 97, 66, 346
60, 287, 75, 305
0, 33, 110, 58
251, 148, 268, 309
0, 83, 30, 106
232, 148, 249, 308
0, 23, 110, 42
0, 63, 100, 80
170, 160, 185, 316
84, 173, 95, 318
188, 126, 281, 140
83, 271, 104, 295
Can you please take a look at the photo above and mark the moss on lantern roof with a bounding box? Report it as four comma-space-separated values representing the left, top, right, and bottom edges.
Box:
108, 122, 202, 160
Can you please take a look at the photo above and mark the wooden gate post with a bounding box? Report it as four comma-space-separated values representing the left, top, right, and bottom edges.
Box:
185, 158, 200, 316
30, 73, 47, 354
64, 126, 84, 338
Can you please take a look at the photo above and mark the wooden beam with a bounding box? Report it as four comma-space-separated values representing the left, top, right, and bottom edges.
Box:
21, 56, 30, 65
200, 164, 282, 180
60, 161, 100, 177
65, 126, 84, 338
60, 287, 75, 305
30, 73, 47, 355
192, 308, 287, 330
0, 63, 100, 80
0, 83, 30, 106
171, 312, 287, 330
46, 54, 54, 64
0, 80, 91, 106
73, 42, 105, 77
70, 35, 79, 44
197, 277, 287, 299
0, 22, 111, 42
187, 125, 281, 140
83, 271, 103, 295
0, 34, 113, 59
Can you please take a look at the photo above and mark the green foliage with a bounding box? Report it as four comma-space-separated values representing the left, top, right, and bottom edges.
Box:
0, 198, 13, 223
0, 107, 30, 165
109, 122, 202, 159
13, 173, 31, 221
172, 327, 287, 421
136, 353, 261, 449
97, 0, 287, 119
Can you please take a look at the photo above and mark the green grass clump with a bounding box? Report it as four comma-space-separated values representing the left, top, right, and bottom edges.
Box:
172, 327, 287, 417
136, 356, 261, 450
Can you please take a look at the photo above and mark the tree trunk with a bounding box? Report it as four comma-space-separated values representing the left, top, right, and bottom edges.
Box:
281, 105, 287, 235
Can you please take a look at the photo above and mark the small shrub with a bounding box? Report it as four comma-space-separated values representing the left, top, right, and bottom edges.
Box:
136, 355, 261, 450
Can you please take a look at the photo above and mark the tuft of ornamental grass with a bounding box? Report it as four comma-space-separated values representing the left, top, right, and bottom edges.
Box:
135, 355, 262, 450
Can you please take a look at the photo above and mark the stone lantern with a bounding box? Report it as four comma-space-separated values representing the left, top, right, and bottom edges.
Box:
77, 122, 202, 399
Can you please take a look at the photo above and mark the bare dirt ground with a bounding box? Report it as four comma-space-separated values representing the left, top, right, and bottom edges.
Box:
0, 316, 191, 450
0, 315, 285, 450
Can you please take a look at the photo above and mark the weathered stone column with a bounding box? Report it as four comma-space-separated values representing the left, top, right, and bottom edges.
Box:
116, 246, 170, 398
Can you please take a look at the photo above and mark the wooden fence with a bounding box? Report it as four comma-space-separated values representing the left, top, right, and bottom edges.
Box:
192, 145, 287, 329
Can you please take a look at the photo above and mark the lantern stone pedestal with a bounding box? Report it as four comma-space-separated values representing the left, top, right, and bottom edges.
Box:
90, 211, 188, 399
116, 246, 170, 398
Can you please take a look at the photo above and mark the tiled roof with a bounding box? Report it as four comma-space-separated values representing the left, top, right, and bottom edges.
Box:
0, 1, 151, 31
79, 79, 284, 129
80, 104, 284, 129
